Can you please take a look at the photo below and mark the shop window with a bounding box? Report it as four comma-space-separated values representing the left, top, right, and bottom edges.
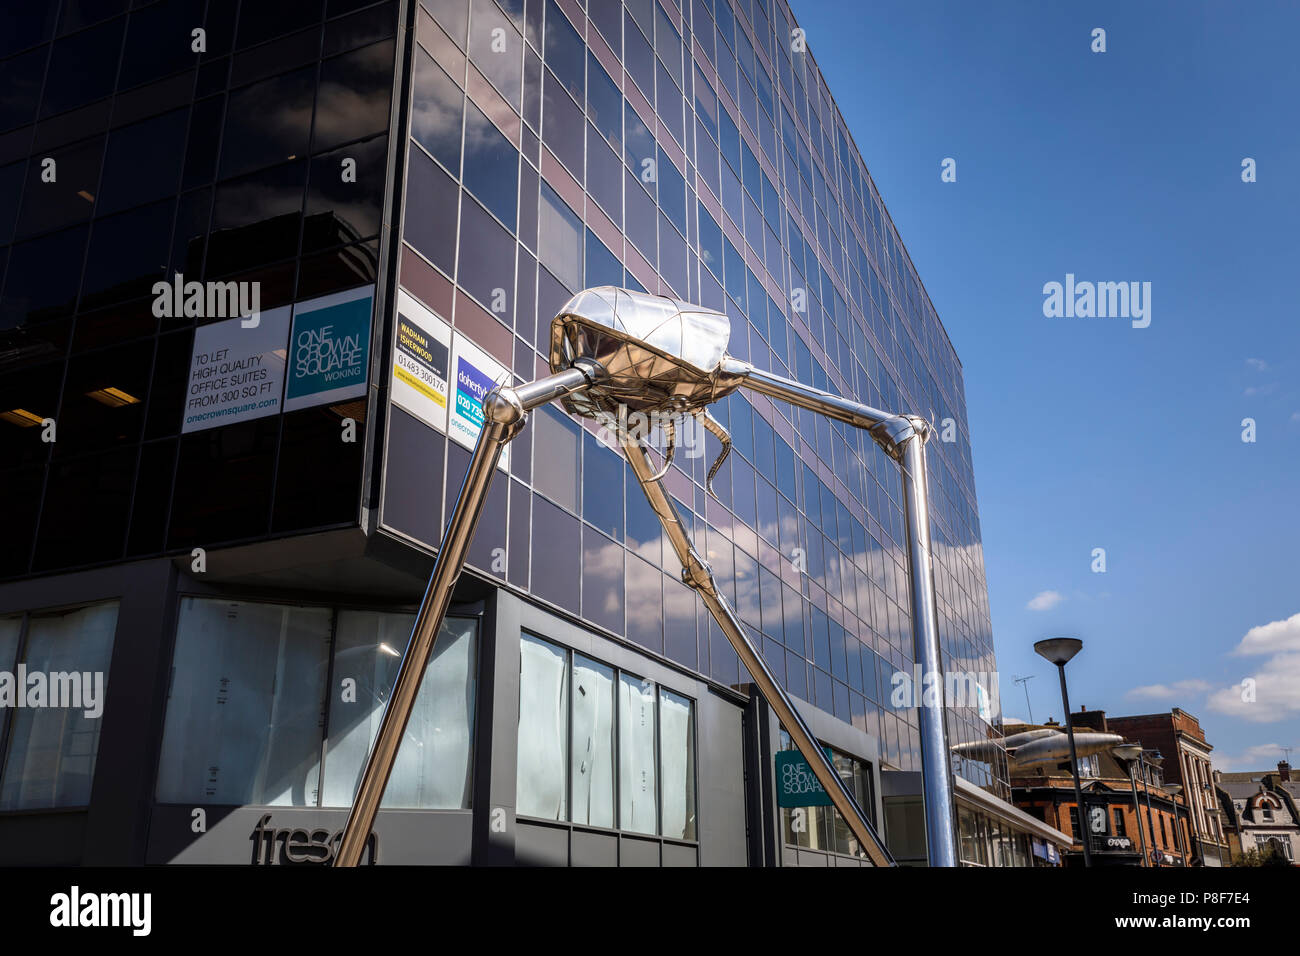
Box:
958, 805, 981, 865
570, 654, 614, 827
322, 611, 475, 808
516, 633, 696, 839
517, 633, 568, 820
660, 688, 696, 840
618, 671, 657, 834
0, 617, 21, 772
156, 598, 478, 808
157, 599, 331, 805
0, 602, 119, 810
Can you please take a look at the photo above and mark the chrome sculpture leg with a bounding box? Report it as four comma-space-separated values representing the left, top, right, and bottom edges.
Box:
729, 362, 959, 866
621, 434, 894, 866
872, 416, 959, 868
334, 364, 599, 867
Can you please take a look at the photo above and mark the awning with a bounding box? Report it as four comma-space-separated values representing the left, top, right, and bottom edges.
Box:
954, 774, 1073, 847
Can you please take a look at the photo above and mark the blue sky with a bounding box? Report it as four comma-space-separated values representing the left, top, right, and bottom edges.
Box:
793, 0, 1300, 769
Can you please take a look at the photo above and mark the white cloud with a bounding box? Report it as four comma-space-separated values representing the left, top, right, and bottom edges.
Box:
1206, 613, 1300, 723
1125, 679, 1212, 700
1026, 590, 1063, 611
1232, 612, 1300, 656
1214, 743, 1288, 772
1245, 358, 1269, 372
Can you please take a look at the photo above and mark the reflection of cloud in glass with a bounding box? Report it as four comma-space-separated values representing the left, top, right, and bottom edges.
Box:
314, 82, 390, 146
584, 534, 624, 618
214, 180, 301, 231
624, 557, 663, 627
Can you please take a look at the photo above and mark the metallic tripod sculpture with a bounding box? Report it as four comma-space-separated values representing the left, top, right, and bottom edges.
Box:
335, 287, 957, 867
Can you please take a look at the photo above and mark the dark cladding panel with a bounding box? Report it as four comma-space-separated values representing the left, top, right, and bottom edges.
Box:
380, 405, 446, 547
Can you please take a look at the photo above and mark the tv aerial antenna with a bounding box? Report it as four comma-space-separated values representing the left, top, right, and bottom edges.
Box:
1013, 674, 1036, 725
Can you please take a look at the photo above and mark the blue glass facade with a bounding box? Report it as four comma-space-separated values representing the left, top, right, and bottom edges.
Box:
398, 0, 1006, 799
0, 0, 1015, 868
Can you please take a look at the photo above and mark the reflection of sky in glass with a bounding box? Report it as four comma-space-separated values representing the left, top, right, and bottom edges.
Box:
390, 0, 1002, 791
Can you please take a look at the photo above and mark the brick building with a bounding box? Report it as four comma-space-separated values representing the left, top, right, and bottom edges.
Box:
1010, 709, 1194, 867
1107, 709, 1229, 866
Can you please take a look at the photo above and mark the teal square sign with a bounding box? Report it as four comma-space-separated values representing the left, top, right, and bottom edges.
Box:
284, 288, 372, 411
775, 748, 835, 808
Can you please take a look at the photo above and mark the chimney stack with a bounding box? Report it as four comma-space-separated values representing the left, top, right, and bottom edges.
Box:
1279, 760, 1292, 782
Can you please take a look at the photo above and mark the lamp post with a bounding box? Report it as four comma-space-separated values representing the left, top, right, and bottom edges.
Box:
1139, 750, 1161, 865
1114, 743, 1149, 867
1166, 784, 1189, 866
1035, 637, 1091, 867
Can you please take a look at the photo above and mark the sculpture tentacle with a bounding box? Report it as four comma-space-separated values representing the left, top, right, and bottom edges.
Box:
698, 408, 731, 499
647, 415, 677, 482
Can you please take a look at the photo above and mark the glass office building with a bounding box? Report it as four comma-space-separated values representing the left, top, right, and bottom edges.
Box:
0, 0, 1024, 866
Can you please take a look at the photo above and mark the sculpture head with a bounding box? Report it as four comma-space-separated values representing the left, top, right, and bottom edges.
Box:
549, 286, 745, 419
548, 286, 745, 490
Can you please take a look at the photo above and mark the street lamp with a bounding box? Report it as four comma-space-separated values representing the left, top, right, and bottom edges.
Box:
1139, 749, 1161, 866
1166, 783, 1189, 866
1113, 743, 1149, 867
1035, 637, 1091, 867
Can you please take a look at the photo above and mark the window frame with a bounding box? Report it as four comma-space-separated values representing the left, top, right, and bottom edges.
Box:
0, 600, 120, 812
514, 629, 700, 845
153, 591, 481, 810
